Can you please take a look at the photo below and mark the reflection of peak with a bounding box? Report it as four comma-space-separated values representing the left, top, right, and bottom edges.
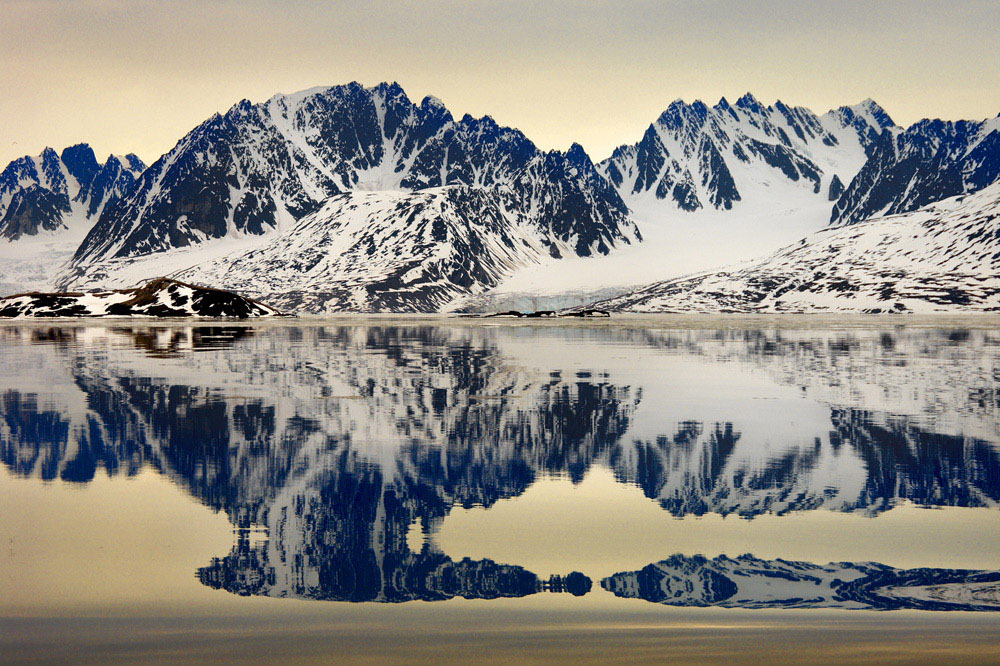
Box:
603, 553, 1000, 612
612, 407, 1000, 519
198, 513, 592, 603
195, 461, 593, 603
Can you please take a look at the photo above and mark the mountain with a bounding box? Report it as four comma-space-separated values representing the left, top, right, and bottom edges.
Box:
0, 144, 145, 240
831, 114, 1000, 224
584, 183, 1000, 313
603, 554, 1000, 612
62, 82, 636, 310
0, 145, 145, 295
598, 95, 894, 217
22, 87, 1000, 313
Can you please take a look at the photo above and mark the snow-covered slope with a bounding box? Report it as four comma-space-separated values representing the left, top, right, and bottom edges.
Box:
0, 145, 145, 293
832, 115, 1000, 224
71, 178, 633, 314
0, 278, 281, 318
586, 183, 1000, 313
599, 95, 893, 217
170, 187, 555, 312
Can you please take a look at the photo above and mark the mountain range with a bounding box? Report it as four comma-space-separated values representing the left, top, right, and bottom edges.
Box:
599, 94, 892, 217
1, 82, 999, 312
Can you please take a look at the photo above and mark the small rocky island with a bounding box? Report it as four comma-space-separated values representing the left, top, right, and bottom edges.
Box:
0, 278, 283, 318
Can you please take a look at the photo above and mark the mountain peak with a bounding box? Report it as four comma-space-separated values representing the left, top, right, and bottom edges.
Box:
373, 81, 407, 99
839, 98, 895, 129
61, 143, 100, 186
420, 95, 446, 110
566, 142, 592, 166
123, 154, 146, 171
735, 92, 764, 112
222, 99, 257, 124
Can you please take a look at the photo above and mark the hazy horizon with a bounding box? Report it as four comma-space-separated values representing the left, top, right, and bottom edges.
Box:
2, 0, 999, 167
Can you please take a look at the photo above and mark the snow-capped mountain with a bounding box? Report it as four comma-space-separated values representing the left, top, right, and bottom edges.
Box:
603, 554, 1000, 611
12, 85, 999, 313
0, 145, 145, 294
59, 129, 637, 311
0, 144, 145, 240
63, 82, 635, 309
599, 95, 894, 217
585, 183, 1000, 313
832, 114, 1000, 224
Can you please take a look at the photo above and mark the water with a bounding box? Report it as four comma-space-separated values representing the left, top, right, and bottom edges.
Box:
2, 319, 1000, 665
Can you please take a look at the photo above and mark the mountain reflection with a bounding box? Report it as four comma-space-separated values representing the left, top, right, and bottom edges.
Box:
603, 554, 1000, 612
2, 324, 1000, 606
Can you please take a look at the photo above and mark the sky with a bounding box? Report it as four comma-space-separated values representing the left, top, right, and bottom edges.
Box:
1, 0, 999, 167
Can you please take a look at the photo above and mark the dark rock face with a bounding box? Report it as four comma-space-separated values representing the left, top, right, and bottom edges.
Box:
831, 117, 1000, 224
72, 82, 635, 267
0, 278, 281, 318
61, 144, 101, 189
828, 174, 845, 201
79, 153, 146, 219
0, 144, 146, 239
0, 186, 70, 240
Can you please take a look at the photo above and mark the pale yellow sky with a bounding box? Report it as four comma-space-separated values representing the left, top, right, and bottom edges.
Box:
2, 0, 999, 167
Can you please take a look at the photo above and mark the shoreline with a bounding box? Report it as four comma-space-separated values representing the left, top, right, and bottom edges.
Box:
3, 312, 1000, 330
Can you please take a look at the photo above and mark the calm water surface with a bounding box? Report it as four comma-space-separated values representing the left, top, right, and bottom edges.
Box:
3, 319, 1000, 665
